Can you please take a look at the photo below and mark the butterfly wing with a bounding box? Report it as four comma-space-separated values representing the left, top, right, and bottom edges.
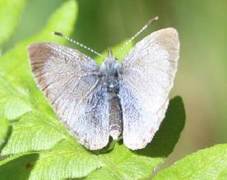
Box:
28, 43, 109, 150
119, 28, 180, 150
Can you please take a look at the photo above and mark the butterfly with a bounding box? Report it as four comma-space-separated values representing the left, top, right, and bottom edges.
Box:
28, 26, 180, 150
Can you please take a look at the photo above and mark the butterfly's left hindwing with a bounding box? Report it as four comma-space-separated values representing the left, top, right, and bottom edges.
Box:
119, 28, 180, 150
28, 43, 110, 150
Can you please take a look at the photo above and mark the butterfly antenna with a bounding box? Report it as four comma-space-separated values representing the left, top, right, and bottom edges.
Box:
53, 32, 104, 58
121, 16, 159, 50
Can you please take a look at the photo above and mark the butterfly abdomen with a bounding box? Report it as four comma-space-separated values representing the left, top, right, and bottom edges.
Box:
109, 95, 123, 140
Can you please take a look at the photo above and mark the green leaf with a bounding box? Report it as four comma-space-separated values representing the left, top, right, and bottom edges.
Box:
0, 117, 9, 150
86, 145, 160, 180
0, 0, 27, 47
1, 112, 65, 155
154, 144, 227, 180
0, 153, 38, 180
0, 73, 33, 121
29, 140, 103, 180
218, 168, 227, 180
4, 97, 32, 120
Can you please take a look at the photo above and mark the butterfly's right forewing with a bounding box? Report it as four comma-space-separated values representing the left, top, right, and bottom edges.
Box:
28, 43, 110, 150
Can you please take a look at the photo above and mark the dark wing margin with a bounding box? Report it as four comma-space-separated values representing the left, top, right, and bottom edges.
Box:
28, 42, 110, 150
119, 28, 180, 150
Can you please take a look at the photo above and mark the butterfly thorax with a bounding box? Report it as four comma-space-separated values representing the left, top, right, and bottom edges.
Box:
100, 56, 122, 94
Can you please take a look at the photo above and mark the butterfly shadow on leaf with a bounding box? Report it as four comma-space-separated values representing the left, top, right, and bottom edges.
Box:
134, 96, 185, 158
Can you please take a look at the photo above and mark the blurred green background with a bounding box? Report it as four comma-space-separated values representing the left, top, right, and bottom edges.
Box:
2, 0, 227, 164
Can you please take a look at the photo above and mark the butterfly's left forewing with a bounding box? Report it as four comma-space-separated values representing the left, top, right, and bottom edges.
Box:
119, 28, 180, 150
28, 43, 110, 150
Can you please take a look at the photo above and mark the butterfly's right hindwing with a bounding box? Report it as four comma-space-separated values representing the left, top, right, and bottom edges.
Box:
28, 43, 109, 150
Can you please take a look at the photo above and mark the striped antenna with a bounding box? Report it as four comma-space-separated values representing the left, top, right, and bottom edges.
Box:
120, 16, 159, 51
53, 32, 104, 58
